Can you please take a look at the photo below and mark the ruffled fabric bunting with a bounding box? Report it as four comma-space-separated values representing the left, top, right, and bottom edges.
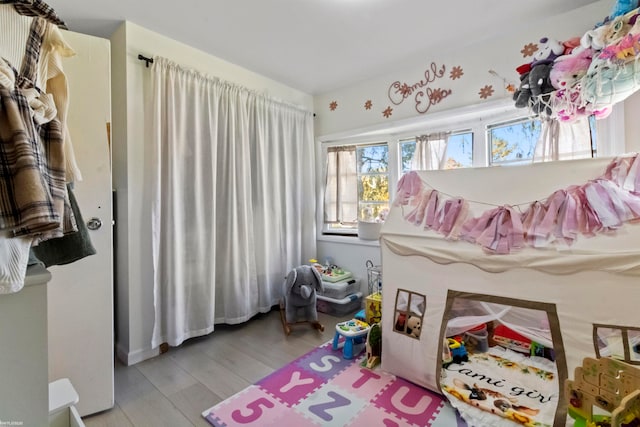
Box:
402, 188, 469, 240
394, 153, 640, 254
460, 206, 525, 254
432, 197, 469, 240
601, 152, 640, 193
394, 171, 423, 206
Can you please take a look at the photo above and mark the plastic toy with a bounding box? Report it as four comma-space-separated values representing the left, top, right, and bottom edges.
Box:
493, 324, 531, 353
447, 337, 469, 364
332, 319, 371, 359
364, 323, 382, 368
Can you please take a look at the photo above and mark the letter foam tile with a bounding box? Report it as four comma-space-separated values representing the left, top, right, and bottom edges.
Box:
203, 385, 288, 427
294, 381, 371, 426
330, 361, 395, 402
202, 341, 466, 426
372, 378, 446, 426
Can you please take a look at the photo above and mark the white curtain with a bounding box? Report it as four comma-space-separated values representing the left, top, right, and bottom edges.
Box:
149, 57, 316, 348
410, 132, 450, 170
533, 117, 593, 162
324, 146, 358, 225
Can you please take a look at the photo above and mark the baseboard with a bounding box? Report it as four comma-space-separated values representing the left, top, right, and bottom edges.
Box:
115, 342, 159, 366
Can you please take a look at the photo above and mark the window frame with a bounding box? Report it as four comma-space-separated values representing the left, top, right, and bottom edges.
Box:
317, 99, 622, 238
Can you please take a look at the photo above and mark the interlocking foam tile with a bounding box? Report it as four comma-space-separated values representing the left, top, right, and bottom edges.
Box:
270, 409, 323, 427
346, 404, 422, 427
372, 377, 445, 426
294, 345, 356, 381
294, 381, 369, 427
331, 362, 395, 402
256, 363, 326, 406
203, 385, 288, 427
429, 403, 468, 427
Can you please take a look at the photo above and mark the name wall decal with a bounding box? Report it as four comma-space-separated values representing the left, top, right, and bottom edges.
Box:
387, 62, 454, 114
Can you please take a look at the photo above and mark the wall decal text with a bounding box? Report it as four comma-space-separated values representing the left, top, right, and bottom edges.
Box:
388, 62, 452, 114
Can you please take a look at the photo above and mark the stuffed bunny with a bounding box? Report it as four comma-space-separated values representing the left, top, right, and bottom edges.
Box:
283, 265, 324, 324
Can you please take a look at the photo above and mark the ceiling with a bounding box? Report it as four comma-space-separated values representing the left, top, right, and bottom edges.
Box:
46, 0, 602, 95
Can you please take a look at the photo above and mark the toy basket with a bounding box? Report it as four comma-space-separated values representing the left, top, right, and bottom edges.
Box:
366, 260, 382, 295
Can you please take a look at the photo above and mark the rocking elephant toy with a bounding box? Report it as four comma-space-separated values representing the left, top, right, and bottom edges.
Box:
280, 265, 325, 335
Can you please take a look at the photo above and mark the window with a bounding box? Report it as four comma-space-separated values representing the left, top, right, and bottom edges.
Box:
357, 144, 389, 222
320, 100, 612, 237
594, 324, 640, 365
401, 131, 474, 173
445, 132, 473, 169
489, 118, 541, 165
324, 143, 389, 233
393, 289, 425, 339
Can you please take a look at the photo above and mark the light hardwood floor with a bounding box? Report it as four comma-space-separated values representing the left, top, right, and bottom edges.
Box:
82, 309, 354, 427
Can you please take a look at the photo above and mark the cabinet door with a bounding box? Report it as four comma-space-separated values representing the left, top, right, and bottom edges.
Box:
46, 30, 114, 417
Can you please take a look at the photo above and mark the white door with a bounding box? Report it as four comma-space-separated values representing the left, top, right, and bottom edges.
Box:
46, 31, 114, 417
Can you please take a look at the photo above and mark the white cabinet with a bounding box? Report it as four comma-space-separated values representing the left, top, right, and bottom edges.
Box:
0, 266, 51, 427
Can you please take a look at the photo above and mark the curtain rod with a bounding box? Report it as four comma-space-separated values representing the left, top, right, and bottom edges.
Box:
138, 54, 153, 68
137, 53, 315, 116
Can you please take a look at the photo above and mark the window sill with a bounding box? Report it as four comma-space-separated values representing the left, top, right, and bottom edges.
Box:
317, 233, 381, 247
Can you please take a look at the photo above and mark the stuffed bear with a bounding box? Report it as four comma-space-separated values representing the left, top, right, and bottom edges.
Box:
406, 315, 422, 338
550, 48, 594, 90
283, 265, 324, 324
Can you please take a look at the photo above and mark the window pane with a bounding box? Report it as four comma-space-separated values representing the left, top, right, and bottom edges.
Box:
444, 132, 473, 169
400, 140, 416, 173
489, 119, 541, 165
595, 327, 625, 360
357, 145, 388, 173
357, 144, 389, 221
629, 329, 640, 363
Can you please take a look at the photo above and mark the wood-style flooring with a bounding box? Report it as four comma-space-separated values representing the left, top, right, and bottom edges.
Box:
82, 309, 354, 427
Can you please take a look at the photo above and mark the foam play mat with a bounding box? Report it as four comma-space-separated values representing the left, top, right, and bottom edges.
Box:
202, 341, 467, 426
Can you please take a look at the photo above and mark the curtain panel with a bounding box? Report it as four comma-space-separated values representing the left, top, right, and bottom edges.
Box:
410, 131, 451, 171
149, 57, 315, 348
324, 146, 357, 226
533, 118, 593, 162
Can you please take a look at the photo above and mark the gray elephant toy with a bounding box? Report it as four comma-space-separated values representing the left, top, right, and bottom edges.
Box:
280, 265, 324, 335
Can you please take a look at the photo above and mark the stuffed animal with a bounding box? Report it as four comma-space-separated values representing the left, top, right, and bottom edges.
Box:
532, 37, 565, 65
406, 315, 422, 338
581, 14, 634, 51
610, 0, 639, 19
550, 48, 594, 90
582, 52, 635, 115
548, 48, 594, 122
513, 63, 532, 109
283, 265, 323, 324
562, 36, 583, 55
528, 63, 555, 115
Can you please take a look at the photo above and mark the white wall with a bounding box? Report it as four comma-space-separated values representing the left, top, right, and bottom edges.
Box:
313, 1, 611, 137
110, 21, 314, 365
